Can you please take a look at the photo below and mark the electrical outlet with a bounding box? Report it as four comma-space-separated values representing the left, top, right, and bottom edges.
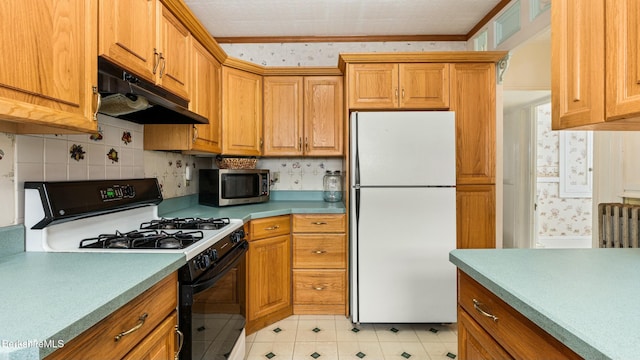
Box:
271, 171, 280, 183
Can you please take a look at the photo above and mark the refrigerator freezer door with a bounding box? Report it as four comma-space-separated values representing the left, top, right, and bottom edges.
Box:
351, 111, 455, 187
351, 186, 457, 323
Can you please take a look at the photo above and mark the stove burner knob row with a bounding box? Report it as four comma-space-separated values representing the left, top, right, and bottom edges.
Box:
231, 229, 245, 244
195, 249, 218, 270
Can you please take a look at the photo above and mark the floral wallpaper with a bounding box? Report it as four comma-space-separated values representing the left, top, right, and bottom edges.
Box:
535, 102, 592, 238
221, 41, 466, 67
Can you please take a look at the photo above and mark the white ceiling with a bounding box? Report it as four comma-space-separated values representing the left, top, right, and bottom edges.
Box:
183, 0, 503, 39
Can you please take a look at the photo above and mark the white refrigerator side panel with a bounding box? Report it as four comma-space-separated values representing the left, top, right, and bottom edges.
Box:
351, 111, 455, 186
351, 187, 457, 323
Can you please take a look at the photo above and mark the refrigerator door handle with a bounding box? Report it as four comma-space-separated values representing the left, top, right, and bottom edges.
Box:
354, 113, 360, 186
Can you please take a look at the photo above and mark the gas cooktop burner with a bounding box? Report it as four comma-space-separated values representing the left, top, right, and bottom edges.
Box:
140, 217, 231, 230
79, 230, 205, 250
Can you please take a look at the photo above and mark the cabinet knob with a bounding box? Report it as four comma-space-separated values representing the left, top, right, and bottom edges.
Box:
312, 221, 327, 225
313, 286, 326, 291
92, 86, 101, 121
312, 250, 327, 254
264, 225, 280, 231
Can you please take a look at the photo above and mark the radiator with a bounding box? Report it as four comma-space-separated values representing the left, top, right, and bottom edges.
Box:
598, 203, 640, 248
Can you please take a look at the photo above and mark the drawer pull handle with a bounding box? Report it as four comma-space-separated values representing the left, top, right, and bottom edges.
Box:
313, 250, 327, 254
265, 225, 280, 231
312, 222, 328, 225
314, 286, 326, 291
114, 313, 148, 342
174, 325, 184, 360
473, 299, 498, 322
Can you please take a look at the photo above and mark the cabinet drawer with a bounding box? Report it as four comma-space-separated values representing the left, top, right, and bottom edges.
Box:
292, 214, 345, 233
250, 215, 291, 240
293, 234, 346, 268
293, 270, 346, 305
46, 273, 177, 360
458, 271, 580, 360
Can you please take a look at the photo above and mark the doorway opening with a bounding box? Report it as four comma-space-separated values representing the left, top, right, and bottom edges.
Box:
503, 99, 593, 248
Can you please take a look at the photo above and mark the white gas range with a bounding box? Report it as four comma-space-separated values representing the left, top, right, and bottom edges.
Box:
23, 178, 247, 360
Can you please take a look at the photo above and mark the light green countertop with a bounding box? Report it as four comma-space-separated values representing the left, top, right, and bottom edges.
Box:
0, 252, 184, 360
0, 196, 342, 359
159, 199, 346, 220
450, 248, 640, 360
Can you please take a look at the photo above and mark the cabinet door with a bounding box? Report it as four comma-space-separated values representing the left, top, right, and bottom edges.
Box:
0, 0, 97, 133
451, 63, 496, 185
122, 312, 178, 360
263, 76, 304, 156
348, 63, 398, 109
158, 4, 190, 100
304, 76, 344, 156
399, 63, 450, 109
191, 40, 222, 153
457, 185, 495, 249
99, 0, 157, 83
606, 0, 640, 121
247, 234, 291, 320
551, 0, 605, 129
222, 67, 263, 156
458, 308, 513, 360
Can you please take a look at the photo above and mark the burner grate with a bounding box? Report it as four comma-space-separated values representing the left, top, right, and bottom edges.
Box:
139, 217, 231, 230
79, 230, 204, 249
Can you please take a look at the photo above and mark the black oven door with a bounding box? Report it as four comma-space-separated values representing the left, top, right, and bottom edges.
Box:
179, 241, 247, 360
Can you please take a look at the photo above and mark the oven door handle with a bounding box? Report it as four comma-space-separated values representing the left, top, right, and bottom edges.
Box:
180, 241, 248, 306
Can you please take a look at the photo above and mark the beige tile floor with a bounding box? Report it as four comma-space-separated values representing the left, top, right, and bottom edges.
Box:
245, 315, 458, 360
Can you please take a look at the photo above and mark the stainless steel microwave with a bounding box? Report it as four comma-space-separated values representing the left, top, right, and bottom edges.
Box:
199, 169, 270, 206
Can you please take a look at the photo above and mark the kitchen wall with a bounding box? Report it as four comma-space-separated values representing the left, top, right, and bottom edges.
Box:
220, 41, 466, 66
0, 115, 210, 227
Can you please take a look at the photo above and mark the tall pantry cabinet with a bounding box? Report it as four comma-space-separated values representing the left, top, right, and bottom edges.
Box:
339, 52, 506, 250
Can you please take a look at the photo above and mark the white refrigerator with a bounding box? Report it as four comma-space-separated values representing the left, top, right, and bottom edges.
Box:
350, 111, 457, 323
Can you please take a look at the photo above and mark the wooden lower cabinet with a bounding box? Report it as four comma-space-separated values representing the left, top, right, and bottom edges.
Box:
457, 271, 580, 360
292, 214, 347, 315
246, 216, 292, 334
458, 308, 513, 360
122, 311, 179, 360
456, 185, 496, 249
46, 273, 180, 360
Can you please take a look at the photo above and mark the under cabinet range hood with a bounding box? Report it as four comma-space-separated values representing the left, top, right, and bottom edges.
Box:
97, 57, 208, 124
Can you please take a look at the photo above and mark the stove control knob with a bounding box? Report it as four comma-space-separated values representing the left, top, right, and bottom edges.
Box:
196, 254, 210, 270
210, 249, 218, 261
231, 229, 245, 243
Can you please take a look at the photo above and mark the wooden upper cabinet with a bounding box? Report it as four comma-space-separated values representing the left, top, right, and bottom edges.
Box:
144, 39, 221, 153
263, 77, 304, 155
605, 0, 640, 121
99, 0, 190, 101
399, 63, 450, 109
553, 0, 640, 130
158, 5, 190, 100
0, 0, 98, 133
551, 0, 605, 130
190, 40, 222, 153
222, 66, 263, 156
451, 63, 495, 185
348, 63, 398, 109
99, 0, 157, 82
348, 63, 449, 109
304, 76, 344, 156
263, 76, 343, 156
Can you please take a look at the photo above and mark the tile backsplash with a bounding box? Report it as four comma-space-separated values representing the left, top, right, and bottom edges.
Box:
4, 115, 209, 226
258, 158, 343, 191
